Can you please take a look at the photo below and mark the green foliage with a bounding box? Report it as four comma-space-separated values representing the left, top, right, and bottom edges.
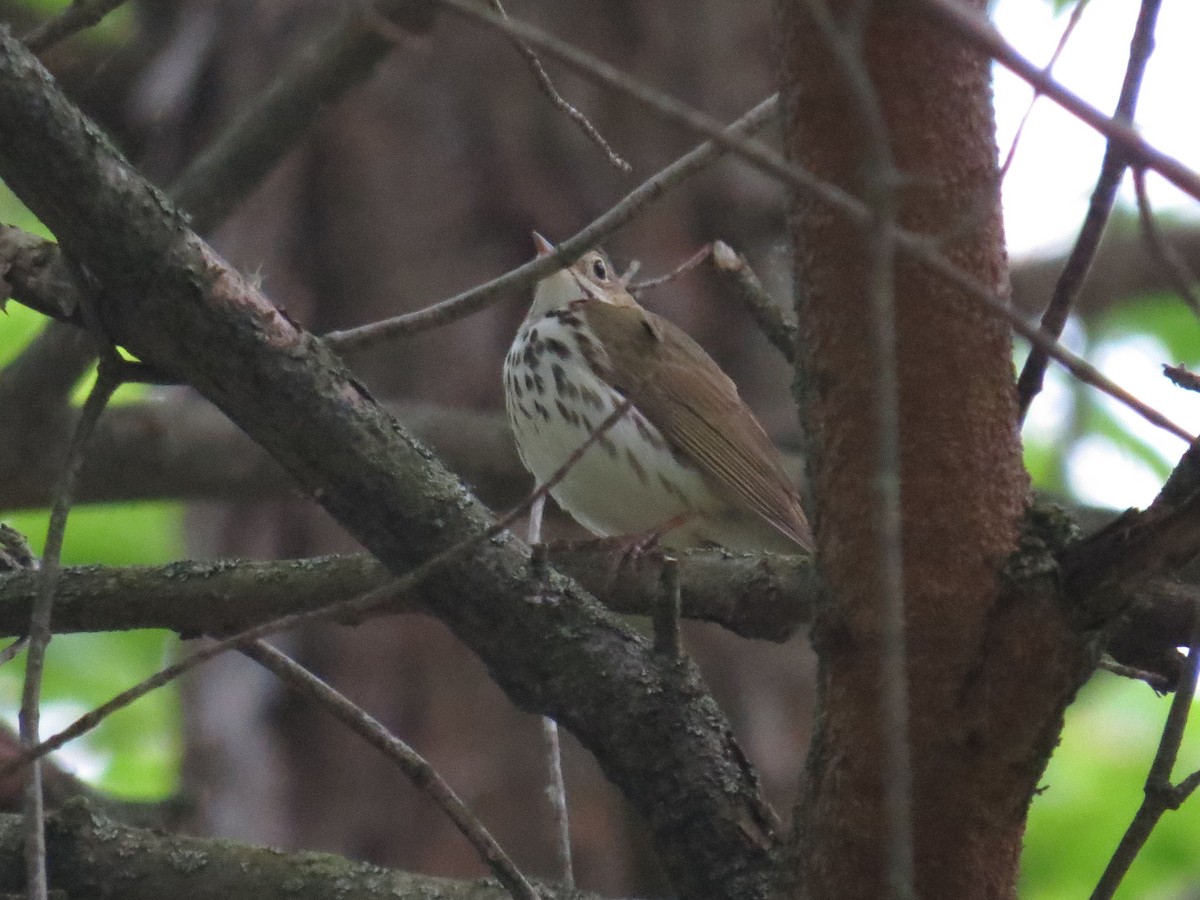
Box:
7, 0, 136, 47
1099, 295, 1200, 365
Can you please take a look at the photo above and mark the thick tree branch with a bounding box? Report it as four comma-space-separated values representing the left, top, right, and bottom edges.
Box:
0, 549, 816, 643
0, 800, 599, 900
1066, 439, 1200, 621
0, 29, 778, 899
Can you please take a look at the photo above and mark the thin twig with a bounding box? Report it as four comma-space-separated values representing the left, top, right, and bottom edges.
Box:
1097, 657, 1173, 693
525, 488, 573, 887
22, 0, 130, 53
19, 360, 122, 900
1016, 0, 1163, 423
709, 240, 796, 362
369, 0, 629, 174
241, 640, 538, 900
998, 0, 1092, 179
486, 0, 630, 172
0, 637, 28, 668
323, 95, 780, 352
428, 0, 1194, 444
629, 244, 712, 294
916, 0, 1200, 202
1133, 169, 1200, 318
540, 715, 573, 887
1091, 599, 1200, 899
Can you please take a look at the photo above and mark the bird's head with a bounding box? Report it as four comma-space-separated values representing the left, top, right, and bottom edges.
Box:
527, 232, 634, 321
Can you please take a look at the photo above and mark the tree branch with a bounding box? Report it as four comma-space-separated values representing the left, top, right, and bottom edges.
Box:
0, 799, 601, 900
0, 548, 814, 642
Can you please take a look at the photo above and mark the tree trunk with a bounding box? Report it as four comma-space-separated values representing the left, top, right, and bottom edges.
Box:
778, 1, 1057, 896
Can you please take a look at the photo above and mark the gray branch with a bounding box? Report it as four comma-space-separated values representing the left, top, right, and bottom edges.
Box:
0, 799, 601, 900
0, 549, 816, 643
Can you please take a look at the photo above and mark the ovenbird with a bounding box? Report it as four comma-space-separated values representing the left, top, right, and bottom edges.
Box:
503, 233, 813, 555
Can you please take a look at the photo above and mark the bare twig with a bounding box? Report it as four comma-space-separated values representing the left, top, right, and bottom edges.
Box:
1091, 600, 1200, 899
20, 360, 122, 900
540, 714, 573, 887
241, 640, 538, 900
371, 0, 629, 173
1134, 169, 1200, 318
524, 485, 573, 887
496, 0, 629, 172
428, 0, 1194, 444
710, 240, 796, 362
998, 0, 1092, 179
0, 637, 28, 667
1097, 657, 1172, 693
629, 244, 712, 294
22, 0, 130, 53
324, 95, 780, 351
1016, 0, 1163, 422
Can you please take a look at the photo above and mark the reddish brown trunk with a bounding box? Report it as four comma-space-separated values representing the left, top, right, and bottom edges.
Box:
780, 1, 1036, 896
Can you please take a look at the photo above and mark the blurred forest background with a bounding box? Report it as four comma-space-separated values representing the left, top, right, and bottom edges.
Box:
2, 0, 1200, 897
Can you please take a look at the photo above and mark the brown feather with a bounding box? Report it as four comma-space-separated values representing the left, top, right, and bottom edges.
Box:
579, 298, 813, 551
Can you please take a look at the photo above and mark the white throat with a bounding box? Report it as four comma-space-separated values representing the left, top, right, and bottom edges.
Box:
527, 267, 601, 322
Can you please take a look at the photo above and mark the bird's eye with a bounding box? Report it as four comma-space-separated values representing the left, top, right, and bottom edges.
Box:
591, 258, 608, 281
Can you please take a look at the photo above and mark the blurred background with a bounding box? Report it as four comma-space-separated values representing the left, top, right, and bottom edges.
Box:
1, 0, 1199, 897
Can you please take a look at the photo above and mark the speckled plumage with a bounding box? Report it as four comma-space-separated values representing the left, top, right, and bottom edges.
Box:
504, 236, 812, 554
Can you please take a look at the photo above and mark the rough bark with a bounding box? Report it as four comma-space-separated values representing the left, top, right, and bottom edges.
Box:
778, 1, 1077, 896
0, 799, 598, 900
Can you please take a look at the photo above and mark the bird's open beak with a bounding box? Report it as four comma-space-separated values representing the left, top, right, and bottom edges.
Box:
532, 232, 555, 258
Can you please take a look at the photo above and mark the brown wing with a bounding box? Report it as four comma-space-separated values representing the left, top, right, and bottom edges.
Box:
581, 299, 813, 550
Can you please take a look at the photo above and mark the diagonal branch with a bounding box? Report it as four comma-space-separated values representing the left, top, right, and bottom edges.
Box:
324, 94, 780, 351
1016, 0, 1163, 420
1091, 598, 1200, 900
916, 0, 1200, 202
242, 640, 538, 900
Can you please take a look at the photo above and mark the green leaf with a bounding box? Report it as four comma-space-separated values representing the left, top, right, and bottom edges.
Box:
1097, 296, 1200, 367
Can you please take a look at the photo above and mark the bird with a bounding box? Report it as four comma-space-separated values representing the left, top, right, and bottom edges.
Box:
503, 233, 813, 555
